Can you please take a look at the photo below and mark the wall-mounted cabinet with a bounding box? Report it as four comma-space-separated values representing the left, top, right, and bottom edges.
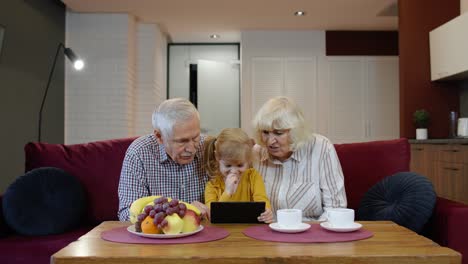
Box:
430, 12, 468, 81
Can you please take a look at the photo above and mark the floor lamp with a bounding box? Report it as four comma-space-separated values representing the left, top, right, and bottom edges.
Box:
38, 43, 84, 142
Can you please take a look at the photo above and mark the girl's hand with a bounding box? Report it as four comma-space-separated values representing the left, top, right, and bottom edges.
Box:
257, 208, 273, 223
224, 172, 240, 195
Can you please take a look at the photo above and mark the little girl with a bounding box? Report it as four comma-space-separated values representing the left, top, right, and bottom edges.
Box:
204, 128, 273, 223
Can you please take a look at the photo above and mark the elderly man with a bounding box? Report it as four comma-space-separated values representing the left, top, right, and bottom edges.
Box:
118, 98, 209, 221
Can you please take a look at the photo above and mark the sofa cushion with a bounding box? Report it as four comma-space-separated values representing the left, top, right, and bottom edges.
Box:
2, 167, 86, 236
334, 138, 410, 210
357, 172, 436, 233
24, 137, 136, 224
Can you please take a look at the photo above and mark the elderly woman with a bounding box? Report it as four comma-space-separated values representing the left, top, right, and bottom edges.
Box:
253, 96, 347, 221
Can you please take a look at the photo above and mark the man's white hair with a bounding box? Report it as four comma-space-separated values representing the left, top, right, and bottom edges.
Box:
152, 98, 199, 139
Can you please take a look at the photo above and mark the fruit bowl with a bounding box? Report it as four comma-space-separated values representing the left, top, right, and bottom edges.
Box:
127, 224, 204, 239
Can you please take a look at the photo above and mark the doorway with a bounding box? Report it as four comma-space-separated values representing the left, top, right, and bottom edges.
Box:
168, 44, 240, 135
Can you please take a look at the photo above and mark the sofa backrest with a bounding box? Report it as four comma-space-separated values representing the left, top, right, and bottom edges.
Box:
334, 138, 410, 210
24, 137, 410, 224
24, 137, 137, 225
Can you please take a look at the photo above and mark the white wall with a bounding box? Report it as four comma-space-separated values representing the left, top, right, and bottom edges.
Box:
135, 24, 167, 136
66, 12, 167, 143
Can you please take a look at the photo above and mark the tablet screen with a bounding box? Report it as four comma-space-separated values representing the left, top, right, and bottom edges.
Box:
210, 202, 266, 223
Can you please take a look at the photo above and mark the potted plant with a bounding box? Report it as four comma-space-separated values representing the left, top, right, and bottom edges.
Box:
413, 109, 430, 140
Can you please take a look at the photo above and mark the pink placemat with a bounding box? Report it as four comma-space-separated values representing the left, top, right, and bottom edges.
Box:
101, 225, 229, 244
243, 224, 373, 243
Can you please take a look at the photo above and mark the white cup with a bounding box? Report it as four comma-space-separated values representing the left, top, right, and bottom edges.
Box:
277, 209, 302, 228
326, 208, 355, 227
458, 118, 468, 137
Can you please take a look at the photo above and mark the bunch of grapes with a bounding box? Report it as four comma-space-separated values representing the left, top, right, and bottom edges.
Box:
134, 196, 187, 232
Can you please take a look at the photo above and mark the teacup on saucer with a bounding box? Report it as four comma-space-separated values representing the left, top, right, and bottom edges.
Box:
326, 208, 355, 227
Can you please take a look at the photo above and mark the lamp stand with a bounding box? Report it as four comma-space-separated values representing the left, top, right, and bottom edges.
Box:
38, 43, 65, 142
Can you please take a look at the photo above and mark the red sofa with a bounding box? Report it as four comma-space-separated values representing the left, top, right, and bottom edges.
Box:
0, 137, 467, 264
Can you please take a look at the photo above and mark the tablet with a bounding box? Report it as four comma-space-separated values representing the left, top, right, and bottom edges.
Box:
210, 201, 266, 224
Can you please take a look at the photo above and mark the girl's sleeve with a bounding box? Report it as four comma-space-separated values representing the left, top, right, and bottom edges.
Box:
204, 181, 218, 209
250, 169, 272, 209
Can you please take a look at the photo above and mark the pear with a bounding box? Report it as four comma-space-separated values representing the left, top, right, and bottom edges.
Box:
162, 213, 184, 235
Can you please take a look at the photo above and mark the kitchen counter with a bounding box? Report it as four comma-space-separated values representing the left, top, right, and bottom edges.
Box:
409, 138, 468, 144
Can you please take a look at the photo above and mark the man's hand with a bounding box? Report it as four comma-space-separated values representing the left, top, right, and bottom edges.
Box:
224, 172, 240, 195
191, 200, 210, 220
258, 208, 273, 223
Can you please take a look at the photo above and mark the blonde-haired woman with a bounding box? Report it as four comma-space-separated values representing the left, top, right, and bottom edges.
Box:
252, 96, 347, 221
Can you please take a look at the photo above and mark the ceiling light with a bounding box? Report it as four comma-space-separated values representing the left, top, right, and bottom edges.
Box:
294, 11, 306, 16
210, 34, 220, 39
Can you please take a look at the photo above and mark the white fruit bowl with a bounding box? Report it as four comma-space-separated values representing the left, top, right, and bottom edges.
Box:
127, 225, 203, 239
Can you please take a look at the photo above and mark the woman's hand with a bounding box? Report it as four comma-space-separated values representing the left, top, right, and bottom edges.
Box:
224, 172, 240, 196
257, 208, 273, 223
191, 201, 210, 221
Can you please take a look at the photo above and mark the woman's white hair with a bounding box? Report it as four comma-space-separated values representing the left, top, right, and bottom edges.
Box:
152, 98, 199, 139
252, 96, 311, 151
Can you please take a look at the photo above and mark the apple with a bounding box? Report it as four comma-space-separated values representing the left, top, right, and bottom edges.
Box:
162, 213, 184, 234
182, 209, 201, 233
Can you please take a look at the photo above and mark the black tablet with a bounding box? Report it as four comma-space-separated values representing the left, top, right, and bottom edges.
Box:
210, 201, 266, 224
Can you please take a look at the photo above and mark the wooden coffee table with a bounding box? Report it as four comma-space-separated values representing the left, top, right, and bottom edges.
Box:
51, 221, 461, 264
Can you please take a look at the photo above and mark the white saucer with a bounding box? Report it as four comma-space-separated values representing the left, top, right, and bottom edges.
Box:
269, 223, 311, 233
320, 222, 362, 232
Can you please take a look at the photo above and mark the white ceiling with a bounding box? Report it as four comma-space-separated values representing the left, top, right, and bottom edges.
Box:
61, 0, 398, 42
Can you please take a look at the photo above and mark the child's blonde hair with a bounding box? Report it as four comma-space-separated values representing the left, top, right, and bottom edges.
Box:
204, 128, 254, 180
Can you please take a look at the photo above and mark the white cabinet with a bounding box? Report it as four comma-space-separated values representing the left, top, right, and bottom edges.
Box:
430, 12, 468, 81
249, 56, 399, 143
251, 57, 318, 131
321, 57, 399, 143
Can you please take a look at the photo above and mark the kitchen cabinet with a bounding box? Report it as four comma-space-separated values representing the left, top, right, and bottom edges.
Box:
429, 12, 468, 81
410, 142, 468, 204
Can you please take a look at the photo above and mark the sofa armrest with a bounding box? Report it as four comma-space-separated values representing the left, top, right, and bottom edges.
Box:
424, 197, 468, 264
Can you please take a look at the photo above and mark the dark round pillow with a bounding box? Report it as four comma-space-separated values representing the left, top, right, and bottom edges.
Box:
357, 172, 436, 233
2, 167, 86, 236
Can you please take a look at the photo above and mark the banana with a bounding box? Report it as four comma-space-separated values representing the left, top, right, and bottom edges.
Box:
129, 195, 161, 223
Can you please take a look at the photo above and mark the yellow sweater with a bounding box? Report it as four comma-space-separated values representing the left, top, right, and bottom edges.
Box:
204, 168, 271, 209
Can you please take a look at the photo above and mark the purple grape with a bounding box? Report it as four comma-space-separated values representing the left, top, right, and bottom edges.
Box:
178, 203, 186, 211
160, 219, 168, 228
178, 210, 186, 218
161, 197, 168, 203
169, 199, 179, 207
162, 202, 170, 211
154, 212, 165, 224
165, 207, 175, 215
153, 217, 159, 226
149, 209, 156, 217
154, 204, 163, 213
143, 205, 153, 214
137, 213, 147, 222
154, 197, 163, 204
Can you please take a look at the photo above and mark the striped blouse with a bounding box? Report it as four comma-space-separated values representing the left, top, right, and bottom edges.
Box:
253, 134, 347, 221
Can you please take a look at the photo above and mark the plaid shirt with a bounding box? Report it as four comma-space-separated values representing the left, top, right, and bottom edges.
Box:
118, 134, 208, 221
